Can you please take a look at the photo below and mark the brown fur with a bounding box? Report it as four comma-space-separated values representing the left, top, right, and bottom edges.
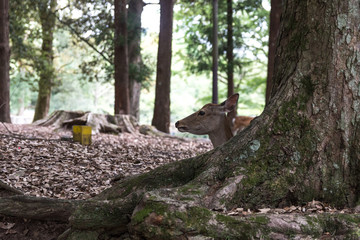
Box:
232, 116, 254, 135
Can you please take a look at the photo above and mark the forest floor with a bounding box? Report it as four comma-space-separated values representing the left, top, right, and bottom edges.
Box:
0, 123, 359, 239
0, 123, 211, 239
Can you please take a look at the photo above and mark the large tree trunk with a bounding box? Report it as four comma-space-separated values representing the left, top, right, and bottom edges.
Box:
265, 0, 282, 105
114, 0, 130, 115
259, 0, 360, 206
128, 0, 144, 121
0, 0, 11, 123
33, 0, 57, 122
1, 0, 360, 239
151, 0, 175, 133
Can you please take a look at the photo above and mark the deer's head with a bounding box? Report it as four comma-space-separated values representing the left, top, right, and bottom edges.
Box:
175, 94, 239, 147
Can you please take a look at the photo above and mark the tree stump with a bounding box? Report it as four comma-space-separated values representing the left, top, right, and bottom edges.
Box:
32, 110, 138, 134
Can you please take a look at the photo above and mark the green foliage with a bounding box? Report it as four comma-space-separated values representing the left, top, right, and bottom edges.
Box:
175, 0, 268, 111
9, 65, 37, 116
59, 0, 153, 85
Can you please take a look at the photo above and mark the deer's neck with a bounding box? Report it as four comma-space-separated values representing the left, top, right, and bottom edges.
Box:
208, 115, 234, 147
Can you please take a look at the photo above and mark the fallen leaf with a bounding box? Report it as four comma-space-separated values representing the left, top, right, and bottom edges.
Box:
0, 222, 15, 230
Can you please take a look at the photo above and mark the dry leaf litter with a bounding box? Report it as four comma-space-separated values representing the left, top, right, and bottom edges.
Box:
0, 123, 211, 200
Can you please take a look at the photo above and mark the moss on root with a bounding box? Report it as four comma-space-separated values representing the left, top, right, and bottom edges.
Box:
131, 199, 273, 239
69, 200, 130, 230
302, 214, 360, 238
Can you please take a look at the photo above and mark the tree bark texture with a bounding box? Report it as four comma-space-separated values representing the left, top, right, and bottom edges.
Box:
256, 0, 360, 207
0, 0, 11, 123
1, 0, 360, 239
151, 0, 175, 133
265, 0, 282, 105
128, 0, 144, 120
33, 0, 57, 122
114, 0, 130, 115
226, 0, 236, 122
226, 0, 234, 99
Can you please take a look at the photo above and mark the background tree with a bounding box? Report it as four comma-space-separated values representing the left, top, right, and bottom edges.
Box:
60, 0, 152, 118
0, 0, 11, 123
212, 0, 218, 104
151, 0, 175, 133
114, 0, 130, 114
9, 0, 59, 122
265, 0, 281, 105
176, 0, 268, 109
128, 0, 144, 120
226, 0, 236, 120
33, 0, 58, 121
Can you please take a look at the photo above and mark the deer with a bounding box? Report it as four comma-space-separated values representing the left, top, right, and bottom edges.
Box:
175, 93, 254, 148
232, 115, 254, 135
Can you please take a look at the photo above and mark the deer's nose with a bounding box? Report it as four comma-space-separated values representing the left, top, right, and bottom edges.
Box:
175, 121, 179, 128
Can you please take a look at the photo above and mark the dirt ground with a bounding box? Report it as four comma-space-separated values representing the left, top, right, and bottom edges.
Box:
0, 123, 212, 239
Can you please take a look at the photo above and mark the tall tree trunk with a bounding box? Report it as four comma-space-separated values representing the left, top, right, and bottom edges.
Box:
33, 0, 57, 122
114, 0, 130, 115
265, 0, 282, 105
128, 0, 144, 120
226, 0, 236, 121
151, 0, 175, 133
212, 0, 218, 104
0, 0, 11, 123
248, 0, 360, 207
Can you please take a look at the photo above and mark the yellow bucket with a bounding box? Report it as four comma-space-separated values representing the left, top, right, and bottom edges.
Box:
73, 125, 92, 145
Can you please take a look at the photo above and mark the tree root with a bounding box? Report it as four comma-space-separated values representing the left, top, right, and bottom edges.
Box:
0, 180, 24, 195
0, 195, 83, 222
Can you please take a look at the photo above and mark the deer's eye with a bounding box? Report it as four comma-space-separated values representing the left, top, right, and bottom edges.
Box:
198, 111, 205, 116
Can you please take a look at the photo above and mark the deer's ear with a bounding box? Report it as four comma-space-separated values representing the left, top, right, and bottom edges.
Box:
220, 93, 239, 112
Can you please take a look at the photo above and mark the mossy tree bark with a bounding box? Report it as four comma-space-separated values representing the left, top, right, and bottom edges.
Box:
1, 0, 360, 239
33, 0, 57, 122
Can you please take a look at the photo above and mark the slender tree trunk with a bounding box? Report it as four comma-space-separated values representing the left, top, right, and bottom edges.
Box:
33, 0, 57, 122
212, 0, 218, 104
128, 0, 144, 120
114, 0, 130, 115
0, 0, 11, 123
151, 0, 175, 133
226, 0, 236, 121
265, 0, 282, 105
